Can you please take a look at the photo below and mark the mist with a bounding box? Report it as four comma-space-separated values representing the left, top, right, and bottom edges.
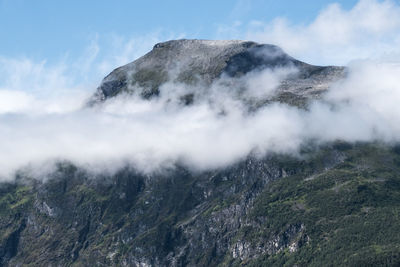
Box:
1, 0, 400, 180
0, 57, 399, 180
0, 66, 304, 179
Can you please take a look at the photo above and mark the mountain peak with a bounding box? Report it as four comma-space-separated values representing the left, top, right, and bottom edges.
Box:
152, 39, 253, 49
90, 39, 345, 107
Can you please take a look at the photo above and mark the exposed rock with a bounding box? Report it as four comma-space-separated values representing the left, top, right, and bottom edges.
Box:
89, 39, 345, 108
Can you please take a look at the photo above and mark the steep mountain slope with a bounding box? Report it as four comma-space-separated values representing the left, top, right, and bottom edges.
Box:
1, 40, 399, 266
1, 143, 400, 266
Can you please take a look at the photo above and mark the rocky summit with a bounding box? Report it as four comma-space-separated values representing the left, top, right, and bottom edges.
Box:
90, 39, 345, 108
1, 40, 400, 267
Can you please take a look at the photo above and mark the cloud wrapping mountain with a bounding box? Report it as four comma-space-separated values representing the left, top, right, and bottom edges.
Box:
0, 53, 400, 180
0, 0, 400, 180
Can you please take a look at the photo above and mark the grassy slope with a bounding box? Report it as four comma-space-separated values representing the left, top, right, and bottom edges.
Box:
240, 144, 400, 266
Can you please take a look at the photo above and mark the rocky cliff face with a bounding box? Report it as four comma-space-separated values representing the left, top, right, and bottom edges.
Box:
1, 143, 400, 266
1, 40, 400, 266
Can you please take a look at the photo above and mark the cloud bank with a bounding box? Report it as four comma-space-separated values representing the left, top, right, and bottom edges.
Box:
1, 0, 400, 180
1, 59, 400, 180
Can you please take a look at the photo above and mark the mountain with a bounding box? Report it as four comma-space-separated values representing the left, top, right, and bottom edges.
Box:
89, 39, 345, 108
1, 40, 400, 267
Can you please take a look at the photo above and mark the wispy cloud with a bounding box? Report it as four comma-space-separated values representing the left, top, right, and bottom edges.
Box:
0, 31, 184, 114
218, 0, 400, 65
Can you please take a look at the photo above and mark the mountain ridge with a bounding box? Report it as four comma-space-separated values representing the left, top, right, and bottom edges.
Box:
90, 39, 345, 108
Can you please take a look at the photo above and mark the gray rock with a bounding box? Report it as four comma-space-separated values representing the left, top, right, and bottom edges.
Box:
89, 39, 345, 107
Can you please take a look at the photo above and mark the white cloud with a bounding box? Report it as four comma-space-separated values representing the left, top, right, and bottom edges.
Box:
243, 67, 298, 99
1, 1, 400, 180
0, 31, 184, 114
1, 58, 400, 180
0, 56, 90, 114
316, 60, 400, 140
218, 0, 400, 65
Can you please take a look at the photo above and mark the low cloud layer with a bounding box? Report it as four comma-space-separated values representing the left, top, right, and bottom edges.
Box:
0, 66, 303, 178
1, 0, 400, 180
1, 59, 400, 180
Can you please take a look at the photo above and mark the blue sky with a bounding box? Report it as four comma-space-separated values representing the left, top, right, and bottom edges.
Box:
1, 0, 359, 63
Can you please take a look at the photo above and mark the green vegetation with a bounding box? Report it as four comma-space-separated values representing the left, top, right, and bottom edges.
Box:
0, 143, 400, 266
240, 143, 400, 266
